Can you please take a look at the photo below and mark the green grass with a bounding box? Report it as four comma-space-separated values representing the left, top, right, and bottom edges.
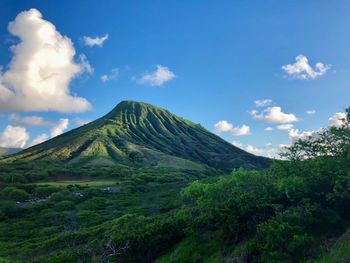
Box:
35, 180, 118, 187
156, 231, 226, 263
310, 242, 350, 263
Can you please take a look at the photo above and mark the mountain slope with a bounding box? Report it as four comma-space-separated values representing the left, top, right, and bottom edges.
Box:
0, 147, 22, 157
2, 101, 270, 171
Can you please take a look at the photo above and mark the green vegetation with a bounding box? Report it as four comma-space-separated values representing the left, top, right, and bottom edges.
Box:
0, 104, 349, 262
0, 101, 270, 171
35, 180, 119, 187
311, 239, 350, 263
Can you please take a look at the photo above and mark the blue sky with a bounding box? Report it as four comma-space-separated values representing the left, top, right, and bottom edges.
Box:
0, 1, 350, 157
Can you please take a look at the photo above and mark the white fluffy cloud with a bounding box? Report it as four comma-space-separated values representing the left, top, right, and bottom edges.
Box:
214, 120, 233, 133
251, 106, 298, 123
214, 120, 250, 136
9, 114, 51, 126
285, 111, 349, 146
329, 112, 347, 128
232, 140, 286, 159
277, 124, 294, 130
231, 125, 250, 136
306, 110, 316, 115
254, 99, 272, 107
0, 8, 91, 113
51, 118, 69, 137
265, 127, 274, 131
0, 117, 72, 148
101, 68, 119, 82
239, 142, 285, 158
282, 54, 330, 80
288, 128, 324, 143
83, 34, 109, 47
136, 65, 175, 86
246, 144, 264, 155
0, 125, 29, 148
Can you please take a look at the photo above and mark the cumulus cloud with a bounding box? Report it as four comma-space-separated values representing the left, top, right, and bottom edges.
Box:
277, 124, 294, 130
101, 68, 119, 82
136, 65, 175, 86
233, 140, 286, 159
51, 118, 69, 137
0, 125, 29, 148
306, 110, 316, 115
0, 117, 73, 148
265, 127, 274, 131
251, 106, 298, 123
329, 112, 347, 128
83, 34, 108, 47
231, 125, 250, 136
246, 144, 264, 155
9, 114, 51, 126
285, 111, 349, 148
0, 8, 91, 113
288, 128, 324, 143
254, 99, 272, 107
214, 120, 233, 133
282, 54, 330, 80
214, 120, 250, 136
245, 143, 285, 158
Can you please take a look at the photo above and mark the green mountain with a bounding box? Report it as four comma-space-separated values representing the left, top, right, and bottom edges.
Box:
0, 147, 21, 157
2, 101, 270, 171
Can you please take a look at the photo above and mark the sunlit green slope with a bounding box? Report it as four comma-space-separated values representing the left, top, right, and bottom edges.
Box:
2, 101, 270, 170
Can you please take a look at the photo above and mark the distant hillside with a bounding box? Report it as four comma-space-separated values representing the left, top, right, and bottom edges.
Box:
0, 147, 22, 157
2, 101, 270, 171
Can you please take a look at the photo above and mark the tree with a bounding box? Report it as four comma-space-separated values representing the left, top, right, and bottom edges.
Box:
281, 107, 350, 160
2, 187, 29, 201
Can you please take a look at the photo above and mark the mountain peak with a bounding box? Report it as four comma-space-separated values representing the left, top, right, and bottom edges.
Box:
116, 100, 149, 108
108, 100, 161, 114
104, 100, 173, 124
115, 100, 160, 109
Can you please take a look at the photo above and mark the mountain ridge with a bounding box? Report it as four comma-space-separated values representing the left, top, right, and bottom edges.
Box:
2, 101, 271, 171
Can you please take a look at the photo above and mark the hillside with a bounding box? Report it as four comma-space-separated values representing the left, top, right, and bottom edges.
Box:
1, 121, 350, 262
0, 147, 21, 157
2, 101, 270, 171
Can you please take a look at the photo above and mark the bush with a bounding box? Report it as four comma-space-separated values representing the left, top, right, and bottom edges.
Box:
0, 200, 26, 218
54, 201, 75, 211
1, 187, 29, 201
50, 190, 75, 202
34, 186, 60, 198
254, 203, 343, 262
181, 169, 279, 238
254, 207, 314, 262
78, 197, 106, 211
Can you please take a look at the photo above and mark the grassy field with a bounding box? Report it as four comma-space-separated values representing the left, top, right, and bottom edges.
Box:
35, 179, 118, 187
